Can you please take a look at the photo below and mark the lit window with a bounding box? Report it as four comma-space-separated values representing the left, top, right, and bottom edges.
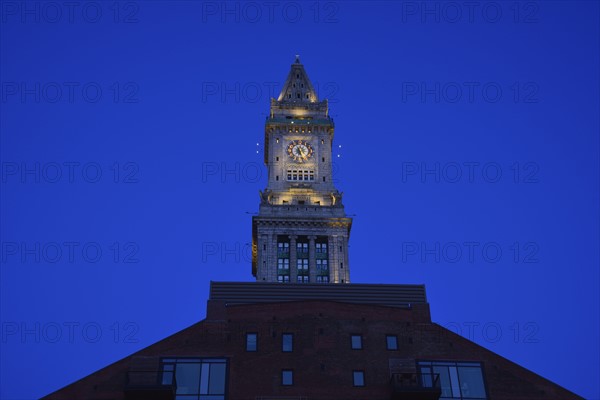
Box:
297, 242, 308, 253
351, 335, 362, 350
316, 243, 328, 253
316, 276, 329, 283
161, 358, 226, 399
246, 333, 257, 351
297, 258, 308, 271
278, 242, 290, 253
282, 333, 293, 352
286, 169, 315, 182
297, 276, 309, 283
417, 361, 487, 399
282, 369, 293, 385
278, 258, 290, 269
386, 335, 398, 350
353, 370, 365, 387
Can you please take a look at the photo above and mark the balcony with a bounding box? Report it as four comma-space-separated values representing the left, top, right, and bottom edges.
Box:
390, 373, 441, 400
124, 370, 176, 400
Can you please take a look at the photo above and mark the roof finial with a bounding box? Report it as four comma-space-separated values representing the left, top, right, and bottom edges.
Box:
295, 54, 300, 64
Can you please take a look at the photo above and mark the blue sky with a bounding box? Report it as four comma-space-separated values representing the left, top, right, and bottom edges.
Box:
1, 1, 598, 399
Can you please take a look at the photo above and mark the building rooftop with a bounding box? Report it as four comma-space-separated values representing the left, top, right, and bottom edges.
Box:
209, 281, 428, 308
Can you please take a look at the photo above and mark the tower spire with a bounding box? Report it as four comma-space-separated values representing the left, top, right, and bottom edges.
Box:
277, 56, 318, 103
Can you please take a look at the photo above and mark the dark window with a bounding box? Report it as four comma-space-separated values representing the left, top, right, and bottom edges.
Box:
417, 361, 487, 399
386, 335, 398, 350
276, 156, 279, 161
282, 333, 293, 352
282, 369, 293, 385
351, 335, 362, 350
246, 333, 257, 351
353, 370, 365, 387
161, 358, 227, 398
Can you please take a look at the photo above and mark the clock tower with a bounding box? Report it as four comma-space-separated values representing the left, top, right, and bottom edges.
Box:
252, 56, 352, 284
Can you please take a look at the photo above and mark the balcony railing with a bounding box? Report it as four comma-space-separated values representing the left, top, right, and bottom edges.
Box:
390, 373, 441, 400
124, 370, 176, 400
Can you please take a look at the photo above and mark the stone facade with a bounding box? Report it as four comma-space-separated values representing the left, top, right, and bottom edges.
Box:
253, 57, 352, 284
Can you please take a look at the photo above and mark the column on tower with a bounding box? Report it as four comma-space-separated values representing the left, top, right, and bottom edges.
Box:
308, 236, 317, 283
289, 235, 298, 283
340, 236, 349, 283
329, 235, 339, 283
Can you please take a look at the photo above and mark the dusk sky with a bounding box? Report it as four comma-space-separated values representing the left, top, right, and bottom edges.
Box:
1, 1, 599, 399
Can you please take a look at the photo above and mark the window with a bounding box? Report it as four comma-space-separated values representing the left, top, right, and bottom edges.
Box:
297, 275, 309, 283
277, 258, 290, 270
351, 335, 362, 350
277, 241, 290, 282
282, 333, 293, 352
297, 242, 308, 254
287, 169, 314, 181
353, 370, 365, 387
316, 243, 327, 253
297, 258, 309, 270
386, 335, 398, 350
282, 369, 293, 385
316, 275, 329, 283
278, 242, 290, 254
161, 358, 226, 399
417, 361, 487, 399
246, 333, 257, 351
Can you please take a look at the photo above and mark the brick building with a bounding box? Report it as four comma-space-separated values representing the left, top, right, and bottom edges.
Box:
43, 58, 582, 400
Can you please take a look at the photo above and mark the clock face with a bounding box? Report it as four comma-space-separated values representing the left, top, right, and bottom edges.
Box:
287, 140, 313, 162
